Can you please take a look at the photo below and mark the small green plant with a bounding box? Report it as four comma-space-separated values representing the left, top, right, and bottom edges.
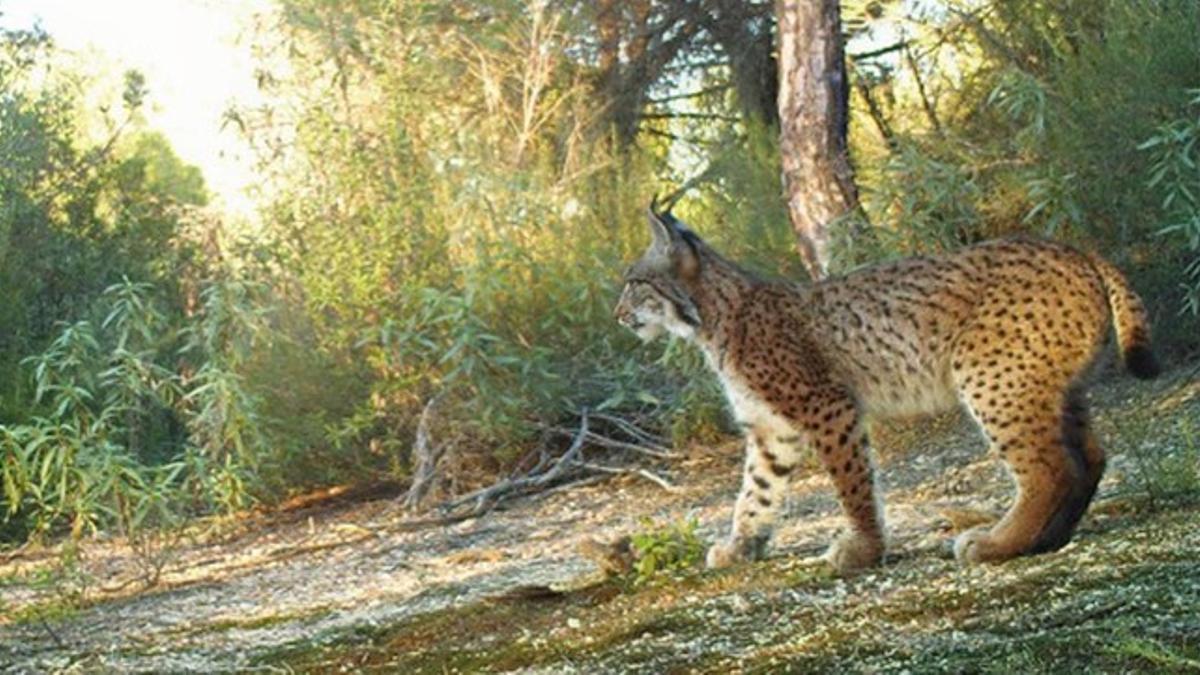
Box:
1125, 417, 1200, 506
177, 277, 274, 514
1109, 636, 1200, 670
629, 517, 705, 585
8, 541, 94, 628
786, 561, 837, 587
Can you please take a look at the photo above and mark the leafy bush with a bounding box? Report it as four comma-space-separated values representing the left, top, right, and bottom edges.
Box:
1, 276, 272, 543
1141, 90, 1200, 317
0, 25, 206, 423
224, 1, 742, 494
630, 517, 706, 585
2, 282, 179, 541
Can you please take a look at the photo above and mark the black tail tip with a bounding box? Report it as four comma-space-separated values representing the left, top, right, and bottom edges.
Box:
1125, 345, 1161, 380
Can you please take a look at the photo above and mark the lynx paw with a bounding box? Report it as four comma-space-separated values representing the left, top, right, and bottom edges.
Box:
823, 530, 884, 573
953, 526, 1014, 564
705, 535, 767, 569
705, 541, 740, 569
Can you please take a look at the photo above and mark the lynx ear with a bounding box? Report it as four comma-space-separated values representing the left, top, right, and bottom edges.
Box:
646, 200, 699, 279
647, 203, 676, 251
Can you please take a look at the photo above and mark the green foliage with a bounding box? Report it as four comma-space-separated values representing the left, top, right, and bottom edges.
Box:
0, 24, 271, 546
629, 517, 705, 585
0, 24, 207, 424
656, 341, 727, 449
688, 122, 803, 276
225, 0, 740, 490
177, 277, 274, 513
1, 286, 176, 541
1108, 636, 1200, 671
835, 141, 988, 267
1141, 90, 1200, 316
1126, 417, 1200, 506
842, 0, 1200, 344
0, 278, 270, 542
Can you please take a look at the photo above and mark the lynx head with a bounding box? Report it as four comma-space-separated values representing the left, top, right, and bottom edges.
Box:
613, 203, 702, 341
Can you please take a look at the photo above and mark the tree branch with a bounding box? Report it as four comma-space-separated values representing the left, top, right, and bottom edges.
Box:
640, 111, 742, 123
904, 44, 943, 136
647, 84, 732, 104
849, 39, 909, 61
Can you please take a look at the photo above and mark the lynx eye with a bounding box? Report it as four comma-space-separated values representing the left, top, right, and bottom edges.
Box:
634, 286, 657, 305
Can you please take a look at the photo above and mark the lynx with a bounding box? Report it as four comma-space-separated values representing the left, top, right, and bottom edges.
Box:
614, 205, 1159, 571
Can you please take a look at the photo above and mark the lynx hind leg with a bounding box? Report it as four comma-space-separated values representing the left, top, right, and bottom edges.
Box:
954, 376, 1094, 564
707, 431, 801, 568
1033, 386, 1105, 553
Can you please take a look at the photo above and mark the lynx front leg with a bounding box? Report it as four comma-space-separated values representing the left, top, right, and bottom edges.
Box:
808, 397, 886, 572
706, 431, 801, 568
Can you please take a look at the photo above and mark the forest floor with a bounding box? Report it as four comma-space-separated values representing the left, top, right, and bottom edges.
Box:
2, 366, 1199, 674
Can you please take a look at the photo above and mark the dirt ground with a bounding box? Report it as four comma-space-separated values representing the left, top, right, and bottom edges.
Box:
1, 368, 1198, 673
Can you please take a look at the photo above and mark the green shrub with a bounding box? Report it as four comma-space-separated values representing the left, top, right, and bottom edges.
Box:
1, 276, 273, 542
1141, 89, 1200, 318
630, 517, 706, 585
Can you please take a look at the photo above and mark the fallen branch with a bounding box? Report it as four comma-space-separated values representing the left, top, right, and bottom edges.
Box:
0, 541, 35, 564
442, 409, 591, 516
587, 412, 673, 453
436, 408, 679, 518
577, 462, 677, 492
402, 392, 446, 511
527, 474, 610, 502
538, 424, 679, 460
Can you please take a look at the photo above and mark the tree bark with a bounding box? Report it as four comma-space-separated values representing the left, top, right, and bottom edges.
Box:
776, 0, 859, 280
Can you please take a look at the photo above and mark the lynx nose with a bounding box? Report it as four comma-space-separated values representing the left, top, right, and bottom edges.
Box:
614, 305, 640, 329
613, 298, 627, 318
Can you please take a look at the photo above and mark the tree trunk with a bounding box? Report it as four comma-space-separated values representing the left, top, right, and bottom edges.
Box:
776, 0, 859, 280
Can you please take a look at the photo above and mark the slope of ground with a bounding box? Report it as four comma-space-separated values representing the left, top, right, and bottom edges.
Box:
1, 366, 1198, 673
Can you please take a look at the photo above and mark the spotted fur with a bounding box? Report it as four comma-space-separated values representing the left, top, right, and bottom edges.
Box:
614, 207, 1158, 571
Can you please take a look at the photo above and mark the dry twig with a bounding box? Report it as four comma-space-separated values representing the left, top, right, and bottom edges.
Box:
402, 392, 445, 511
436, 408, 678, 517
539, 424, 679, 459
443, 409, 592, 516
577, 462, 678, 492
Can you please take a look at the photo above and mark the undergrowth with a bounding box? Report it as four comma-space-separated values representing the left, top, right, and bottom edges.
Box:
629, 517, 706, 586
